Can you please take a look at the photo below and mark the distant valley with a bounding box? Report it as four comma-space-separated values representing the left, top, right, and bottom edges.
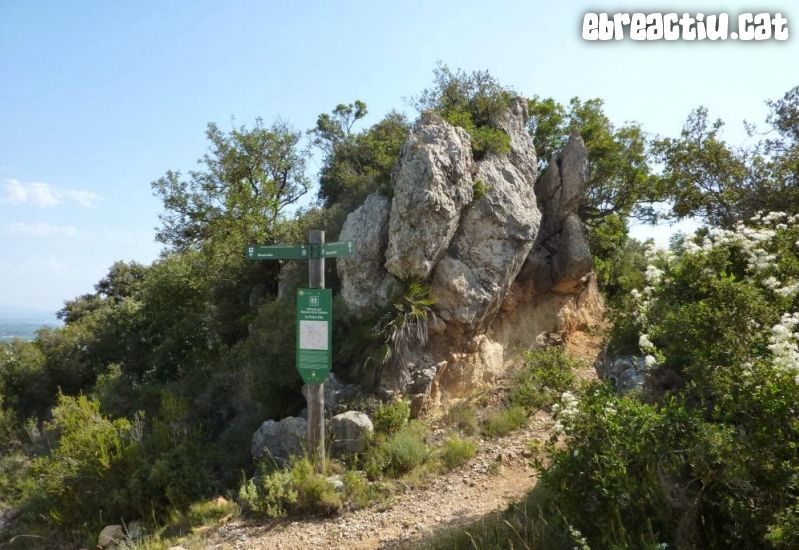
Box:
0, 307, 60, 343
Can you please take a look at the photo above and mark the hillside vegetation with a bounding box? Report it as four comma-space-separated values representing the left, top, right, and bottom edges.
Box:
1, 65, 799, 549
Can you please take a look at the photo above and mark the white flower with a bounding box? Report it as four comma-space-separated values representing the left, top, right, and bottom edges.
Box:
762, 276, 781, 290
644, 355, 657, 368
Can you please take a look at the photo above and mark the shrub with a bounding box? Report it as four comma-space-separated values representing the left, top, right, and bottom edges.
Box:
291, 458, 341, 516
341, 469, 372, 510
439, 436, 477, 471
472, 179, 490, 201
237, 457, 340, 518
383, 423, 430, 477
509, 347, 579, 413
237, 468, 297, 518
410, 63, 513, 159
538, 215, 799, 549
372, 400, 410, 436
24, 394, 139, 531
481, 406, 528, 438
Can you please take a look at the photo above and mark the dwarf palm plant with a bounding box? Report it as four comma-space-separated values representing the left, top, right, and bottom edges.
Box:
347, 280, 437, 390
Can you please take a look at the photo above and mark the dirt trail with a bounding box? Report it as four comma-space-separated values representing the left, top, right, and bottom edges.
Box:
204, 411, 552, 550
202, 331, 601, 550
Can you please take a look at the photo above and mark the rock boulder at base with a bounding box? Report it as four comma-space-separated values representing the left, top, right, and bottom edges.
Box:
251, 416, 307, 465
98, 525, 124, 549
385, 112, 474, 281
330, 411, 374, 457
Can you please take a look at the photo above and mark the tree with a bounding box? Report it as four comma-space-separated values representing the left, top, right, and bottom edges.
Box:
527, 96, 663, 228
310, 102, 410, 209
151, 118, 311, 256
655, 85, 799, 227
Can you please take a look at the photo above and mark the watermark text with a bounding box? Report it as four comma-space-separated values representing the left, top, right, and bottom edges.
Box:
582, 13, 789, 41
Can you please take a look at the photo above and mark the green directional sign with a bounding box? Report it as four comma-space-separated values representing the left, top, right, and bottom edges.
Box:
246, 244, 309, 260
315, 241, 354, 259
296, 288, 333, 384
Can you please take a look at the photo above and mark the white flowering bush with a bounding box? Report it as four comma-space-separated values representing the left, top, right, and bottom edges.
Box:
618, 212, 799, 385
541, 214, 799, 549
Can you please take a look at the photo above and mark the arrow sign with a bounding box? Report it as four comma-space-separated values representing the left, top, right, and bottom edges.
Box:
245, 244, 309, 260
316, 241, 354, 259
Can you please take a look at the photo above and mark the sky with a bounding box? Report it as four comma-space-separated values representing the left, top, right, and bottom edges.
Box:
1, 1, 797, 313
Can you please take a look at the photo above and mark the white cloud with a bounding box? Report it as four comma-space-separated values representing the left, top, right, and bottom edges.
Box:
7, 222, 80, 237
2, 179, 102, 208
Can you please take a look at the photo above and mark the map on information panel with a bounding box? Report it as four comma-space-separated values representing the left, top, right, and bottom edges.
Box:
299, 320, 329, 350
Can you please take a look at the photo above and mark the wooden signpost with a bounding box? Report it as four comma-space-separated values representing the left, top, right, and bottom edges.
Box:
246, 231, 353, 472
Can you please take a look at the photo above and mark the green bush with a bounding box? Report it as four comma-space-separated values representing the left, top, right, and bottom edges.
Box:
237, 457, 341, 518
538, 216, 799, 549
383, 423, 430, 477
481, 406, 528, 438
372, 400, 410, 436
24, 394, 139, 530
439, 435, 477, 471
509, 347, 579, 413
237, 467, 297, 518
410, 64, 513, 159
471, 178, 489, 201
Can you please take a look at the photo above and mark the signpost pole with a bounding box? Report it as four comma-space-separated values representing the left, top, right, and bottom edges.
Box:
307, 230, 325, 473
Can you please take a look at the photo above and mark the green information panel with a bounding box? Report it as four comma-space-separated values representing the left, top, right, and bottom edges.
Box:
296, 289, 333, 384
246, 244, 309, 260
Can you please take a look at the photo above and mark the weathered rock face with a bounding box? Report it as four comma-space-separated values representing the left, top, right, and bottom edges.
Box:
432, 149, 540, 332
384, 112, 474, 281
251, 416, 307, 465
522, 130, 593, 294
338, 193, 394, 311
330, 411, 373, 456
595, 353, 650, 394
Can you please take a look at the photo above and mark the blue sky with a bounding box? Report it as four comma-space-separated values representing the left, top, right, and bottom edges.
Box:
1, 1, 797, 313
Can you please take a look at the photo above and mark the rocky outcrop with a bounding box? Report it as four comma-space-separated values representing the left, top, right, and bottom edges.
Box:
521, 129, 593, 294
330, 411, 373, 456
338, 193, 394, 311
98, 525, 124, 549
334, 98, 601, 404
251, 416, 307, 465
385, 112, 475, 281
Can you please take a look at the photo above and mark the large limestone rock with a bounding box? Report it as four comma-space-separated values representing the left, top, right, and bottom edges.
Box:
338, 193, 394, 311
330, 411, 373, 456
251, 416, 307, 465
431, 98, 540, 333
384, 112, 474, 281
535, 129, 589, 239
335, 96, 601, 404
522, 130, 592, 294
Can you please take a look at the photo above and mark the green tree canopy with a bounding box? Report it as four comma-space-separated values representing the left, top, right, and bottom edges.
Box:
310, 102, 409, 209
527, 96, 663, 227
152, 118, 311, 256
408, 63, 513, 158
655, 85, 799, 227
